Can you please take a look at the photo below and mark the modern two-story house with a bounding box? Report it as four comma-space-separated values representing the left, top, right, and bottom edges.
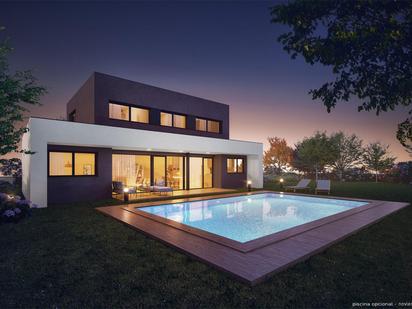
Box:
22, 72, 263, 207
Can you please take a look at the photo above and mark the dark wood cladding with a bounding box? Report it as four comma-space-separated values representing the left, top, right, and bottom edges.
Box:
213, 155, 247, 189
47, 145, 112, 204
47, 146, 246, 205
67, 72, 230, 139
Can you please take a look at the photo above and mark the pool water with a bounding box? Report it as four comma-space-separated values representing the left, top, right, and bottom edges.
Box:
138, 193, 368, 243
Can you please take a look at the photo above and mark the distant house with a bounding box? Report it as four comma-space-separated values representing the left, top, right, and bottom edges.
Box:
22, 72, 263, 207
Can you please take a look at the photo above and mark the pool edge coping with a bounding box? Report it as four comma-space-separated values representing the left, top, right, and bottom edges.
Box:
121, 190, 382, 253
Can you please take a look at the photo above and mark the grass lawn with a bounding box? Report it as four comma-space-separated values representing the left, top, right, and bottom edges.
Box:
1, 182, 411, 308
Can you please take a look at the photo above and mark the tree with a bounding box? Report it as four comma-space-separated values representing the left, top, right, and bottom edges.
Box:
263, 137, 293, 174
0, 27, 46, 155
293, 132, 338, 181
362, 142, 396, 182
329, 132, 363, 180
271, 1, 412, 151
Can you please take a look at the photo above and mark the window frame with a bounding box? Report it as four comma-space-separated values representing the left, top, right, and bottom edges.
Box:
226, 158, 244, 174
160, 111, 187, 129
108, 102, 131, 122
109, 101, 150, 123
195, 117, 221, 134
48, 151, 98, 177
130, 106, 150, 124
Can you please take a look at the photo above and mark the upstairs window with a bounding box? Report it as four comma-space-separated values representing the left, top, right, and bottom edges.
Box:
196, 118, 207, 131
207, 120, 220, 133
109, 103, 129, 121
195, 118, 221, 133
161, 112, 186, 128
173, 114, 186, 128
160, 112, 173, 127
131, 107, 149, 123
227, 158, 244, 174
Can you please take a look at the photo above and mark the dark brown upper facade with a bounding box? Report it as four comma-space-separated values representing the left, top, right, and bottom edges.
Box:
67, 72, 230, 139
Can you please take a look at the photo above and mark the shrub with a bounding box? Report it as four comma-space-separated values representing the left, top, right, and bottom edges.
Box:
0, 193, 37, 224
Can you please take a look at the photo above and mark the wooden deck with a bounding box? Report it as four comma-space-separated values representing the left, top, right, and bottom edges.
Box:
96, 191, 409, 285
113, 187, 235, 202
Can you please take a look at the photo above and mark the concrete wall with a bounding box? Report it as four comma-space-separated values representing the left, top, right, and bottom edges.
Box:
22, 118, 263, 207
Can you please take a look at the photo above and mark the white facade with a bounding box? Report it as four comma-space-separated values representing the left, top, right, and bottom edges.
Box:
22, 117, 263, 207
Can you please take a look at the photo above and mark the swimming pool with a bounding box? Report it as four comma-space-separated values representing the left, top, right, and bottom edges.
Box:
138, 193, 368, 243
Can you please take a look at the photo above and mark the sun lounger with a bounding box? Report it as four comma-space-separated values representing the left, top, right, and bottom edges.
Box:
315, 180, 331, 194
285, 179, 311, 192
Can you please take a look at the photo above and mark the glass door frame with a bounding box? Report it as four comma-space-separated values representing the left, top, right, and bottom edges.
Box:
152, 155, 187, 190
188, 156, 214, 190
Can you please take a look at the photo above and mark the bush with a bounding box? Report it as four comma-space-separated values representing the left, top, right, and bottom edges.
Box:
0, 193, 37, 224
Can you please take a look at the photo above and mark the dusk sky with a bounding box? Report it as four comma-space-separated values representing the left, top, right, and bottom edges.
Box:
1, 1, 410, 161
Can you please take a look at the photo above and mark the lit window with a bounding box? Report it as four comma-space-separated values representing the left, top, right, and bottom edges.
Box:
196, 118, 207, 131
49, 152, 73, 176
227, 158, 236, 173
227, 158, 243, 174
160, 112, 173, 127
131, 107, 149, 123
173, 114, 186, 128
208, 120, 220, 133
49, 151, 96, 176
109, 103, 129, 121
74, 153, 96, 175
236, 159, 243, 173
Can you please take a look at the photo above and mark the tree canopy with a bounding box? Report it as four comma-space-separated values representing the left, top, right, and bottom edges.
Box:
293, 131, 338, 180
362, 142, 396, 182
0, 27, 46, 155
271, 0, 412, 151
329, 132, 363, 180
263, 137, 293, 174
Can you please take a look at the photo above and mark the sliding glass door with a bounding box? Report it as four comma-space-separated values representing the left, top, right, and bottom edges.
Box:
166, 156, 184, 190
153, 156, 166, 186
203, 158, 213, 188
189, 157, 203, 189
113, 154, 211, 191
189, 157, 213, 189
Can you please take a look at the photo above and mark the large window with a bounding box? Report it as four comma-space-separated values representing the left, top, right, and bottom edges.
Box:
227, 158, 243, 174
49, 152, 96, 176
131, 107, 149, 123
112, 154, 151, 187
195, 118, 220, 133
109, 103, 129, 121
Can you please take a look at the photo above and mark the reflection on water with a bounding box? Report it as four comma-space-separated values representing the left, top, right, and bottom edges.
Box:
140, 193, 367, 243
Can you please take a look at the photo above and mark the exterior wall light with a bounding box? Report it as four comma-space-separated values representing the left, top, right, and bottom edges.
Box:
123, 187, 129, 202
247, 180, 252, 192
